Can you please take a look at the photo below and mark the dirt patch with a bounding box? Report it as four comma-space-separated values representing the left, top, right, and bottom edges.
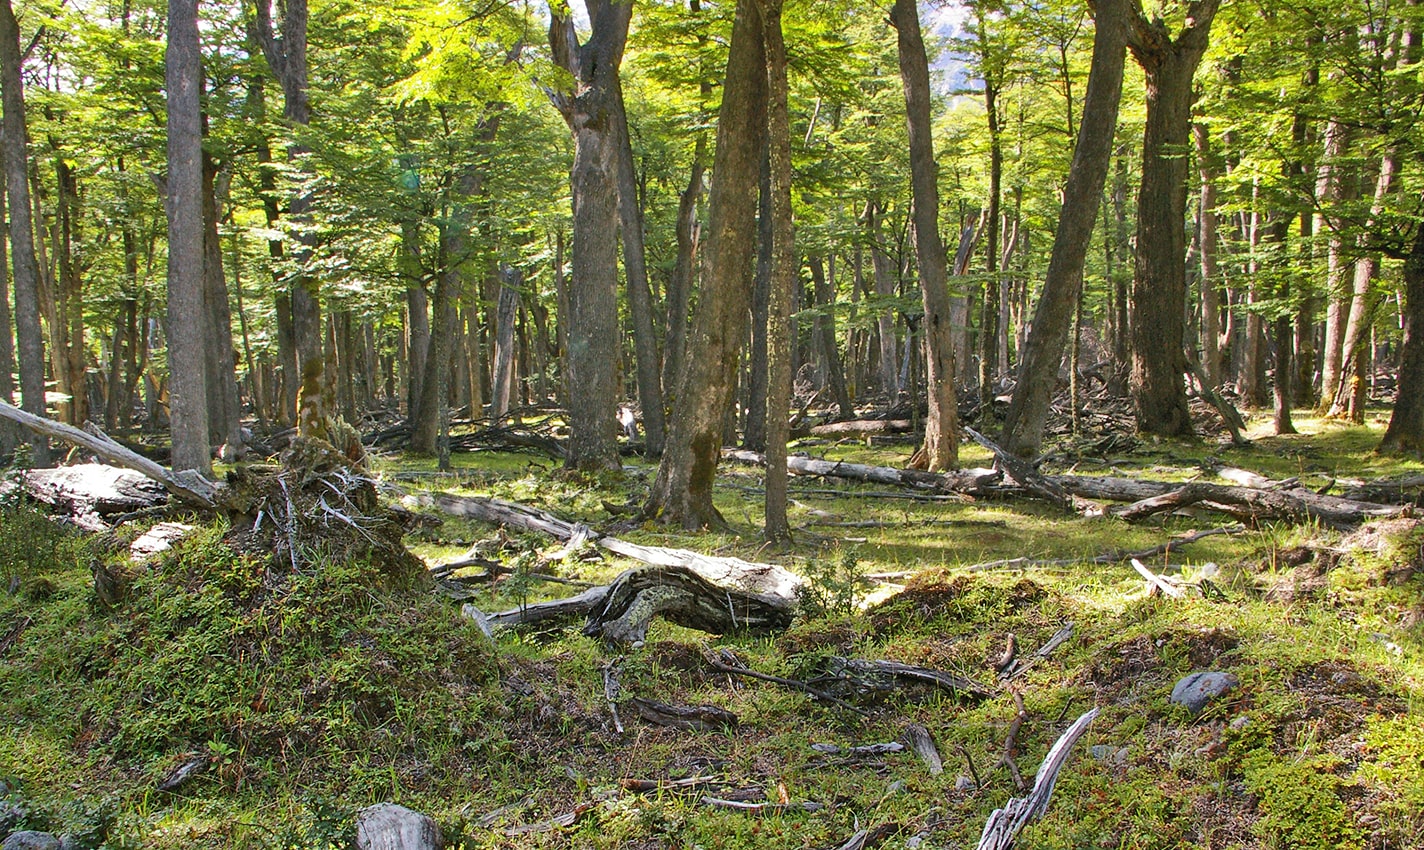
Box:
636, 640, 716, 687
1280, 660, 1407, 752
776, 618, 863, 655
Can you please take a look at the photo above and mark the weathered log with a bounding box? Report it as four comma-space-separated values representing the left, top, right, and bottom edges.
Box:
975, 708, 1098, 850
963, 427, 1072, 510
588, 564, 797, 645
817, 656, 995, 700
629, 697, 738, 731
17, 464, 167, 525
1114, 481, 1403, 526
809, 419, 912, 437
0, 402, 219, 507
724, 448, 1001, 493
901, 723, 943, 775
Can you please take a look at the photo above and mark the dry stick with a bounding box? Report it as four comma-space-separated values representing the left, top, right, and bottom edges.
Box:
955, 742, 983, 789
698, 797, 824, 814
949, 526, 1244, 576
998, 690, 1028, 792
0, 401, 219, 507
704, 657, 870, 716
1130, 558, 1186, 599
1000, 623, 1074, 681
603, 658, 625, 735
975, 708, 1099, 850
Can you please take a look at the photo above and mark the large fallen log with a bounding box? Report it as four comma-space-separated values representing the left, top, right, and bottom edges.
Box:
1113, 481, 1403, 526
724, 449, 1000, 494
6, 464, 168, 530
809, 419, 912, 437
0, 401, 219, 507
963, 427, 1072, 511
410, 493, 805, 644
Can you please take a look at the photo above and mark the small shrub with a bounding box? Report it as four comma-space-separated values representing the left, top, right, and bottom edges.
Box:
1241, 750, 1362, 850
0, 488, 77, 592
798, 547, 868, 619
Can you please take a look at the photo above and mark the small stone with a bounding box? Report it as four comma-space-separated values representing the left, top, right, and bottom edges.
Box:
355, 803, 442, 850
954, 775, 976, 791
1090, 745, 1115, 760
0, 800, 27, 836
1, 832, 60, 850
1229, 715, 1252, 731
1090, 745, 1129, 765
1171, 671, 1239, 713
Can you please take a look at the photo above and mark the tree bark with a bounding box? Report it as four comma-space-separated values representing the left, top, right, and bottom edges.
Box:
1315, 117, 1353, 410
164, 0, 210, 475
201, 152, 242, 454
489, 265, 521, 422
809, 254, 853, 417
1125, 0, 1220, 438
0, 0, 46, 465
868, 203, 900, 400
1002, 0, 1129, 457
1330, 154, 1398, 421
762, 0, 793, 542
547, 1, 631, 471
662, 134, 705, 412
1193, 123, 1222, 389
891, 0, 958, 469
743, 153, 772, 452
645, 0, 767, 529
1379, 220, 1424, 455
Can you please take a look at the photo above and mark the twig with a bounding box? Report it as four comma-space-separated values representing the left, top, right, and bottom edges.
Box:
998, 691, 1028, 792
955, 743, 982, 789
999, 623, 1073, 681
698, 797, 823, 814
704, 652, 869, 716
603, 658, 625, 735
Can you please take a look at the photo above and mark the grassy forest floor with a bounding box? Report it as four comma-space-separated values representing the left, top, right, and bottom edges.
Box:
1, 409, 1422, 849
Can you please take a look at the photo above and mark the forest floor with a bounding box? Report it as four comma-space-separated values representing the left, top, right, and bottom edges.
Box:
1, 408, 1422, 849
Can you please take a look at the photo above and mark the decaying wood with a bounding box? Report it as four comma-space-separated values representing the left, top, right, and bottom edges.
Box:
1186, 357, 1248, 445
963, 427, 1072, 511
809, 419, 912, 437
999, 623, 1073, 681
629, 697, 738, 731
619, 776, 720, 793
998, 691, 1028, 791
704, 648, 870, 715
975, 708, 1099, 850
697, 797, 823, 814
603, 658, 625, 734
0, 402, 219, 507
1131, 558, 1186, 598
827, 822, 902, 850
499, 803, 598, 837
724, 448, 999, 494
901, 723, 943, 775
817, 656, 995, 700
9, 464, 168, 530
1114, 480, 1403, 526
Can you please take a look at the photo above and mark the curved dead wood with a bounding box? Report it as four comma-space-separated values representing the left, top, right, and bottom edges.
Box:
0, 402, 219, 507
587, 564, 797, 646
975, 708, 1098, 850
1114, 481, 1403, 526
963, 427, 1072, 510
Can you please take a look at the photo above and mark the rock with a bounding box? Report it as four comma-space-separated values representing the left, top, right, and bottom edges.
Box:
1090, 744, 1130, 766
1170, 671, 1239, 713
355, 803, 442, 850
954, 775, 976, 791
1, 832, 60, 850
1229, 715, 1252, 731
129, 522, 195, 564
0, 799, 27, 836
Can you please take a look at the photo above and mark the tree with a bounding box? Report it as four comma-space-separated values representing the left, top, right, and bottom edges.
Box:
1124, 0, 1221, 438
890, 0, 958, 470
1002, 0, 1130, 457
1, 0, 48, 466
165, 0, 211, 475
547, 0, 633, 472
761, 0, 793, 542
645, 0, 767, 529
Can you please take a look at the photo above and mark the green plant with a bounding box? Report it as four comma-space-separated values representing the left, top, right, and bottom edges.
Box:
1241, 750, 1362, 850
798, 547, 868, 620
0, 486, 76, 593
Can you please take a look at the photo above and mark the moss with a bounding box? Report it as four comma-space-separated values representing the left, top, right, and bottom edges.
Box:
1241, 750, 1362, 850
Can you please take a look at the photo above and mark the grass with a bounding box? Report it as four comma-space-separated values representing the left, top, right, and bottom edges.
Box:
0, 409, 1422, 847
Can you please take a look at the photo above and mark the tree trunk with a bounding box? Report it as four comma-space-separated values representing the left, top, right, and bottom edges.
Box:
892, 0, 958, 469
1379, 220, 1424, 455
410, 233, 459, 455
1125, 0, 1220, 438
1331, 153, 1398, 421
201, 152, 242, 454
743, 153, 772, 452
762, 0, 794, 542
489, 266, 520, 422
164, 0, 210, 475
1193, 123, 1222, 389
868, 203, 900, 400
611, 76, 666, 456
1316, 117, 1353, 410
662, 134, 705, 412
53, 158, 85, 426
980, 81, 1002, 405
645, 0, 767, 529
809, 254, 853, 417
547, 1, 631, 472
2, 122, 48, 461
1002, 0, 1129, 457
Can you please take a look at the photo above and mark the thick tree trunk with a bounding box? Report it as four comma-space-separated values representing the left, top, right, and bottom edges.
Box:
489, 266, 520, 422
164, 0, 210, 475
401, 223, 429, 422
1125, 0, 1219, 438
762, 0, 794, 542
548, 1, 631, 472
0, 0, 48, 465
410, 238, 459, 455
892, 0, 958, 469
1002, 0, 1129, 457
645, 0, 767, 529
1379, 220, 1424, 454
53, 158, 85, 426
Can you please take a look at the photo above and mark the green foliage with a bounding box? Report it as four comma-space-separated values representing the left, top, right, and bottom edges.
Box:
1241, 750, 1362, 850
797, 547, 868, 619
0, 489, 81, 594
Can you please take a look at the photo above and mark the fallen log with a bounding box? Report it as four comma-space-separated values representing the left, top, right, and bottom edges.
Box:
629, 697, 738, 731
0, 402, 219, 507
1114, 481, 1403, 526
816, 656, 995, 701
963, 427, 1072, 511
724, 448, 1000, 494
8, 464, 168, 530
809, 419, 912, 437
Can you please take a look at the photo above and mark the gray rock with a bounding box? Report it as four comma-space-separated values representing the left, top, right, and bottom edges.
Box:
1171, 671, 1240, 713
954, 775, 976, 791
1090, 744, 1130, 765
355, 803, 442, 850
2, 832, 60, 850
1229, 715, 1252, 731
0, 800, 26, 836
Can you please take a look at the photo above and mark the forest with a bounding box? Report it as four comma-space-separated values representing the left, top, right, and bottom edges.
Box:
0, 0, 1422, 847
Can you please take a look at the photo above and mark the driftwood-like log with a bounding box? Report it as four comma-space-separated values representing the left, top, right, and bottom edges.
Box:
809, 419, 912, 437
588, 564, 797, 645
724, 448, 1001, 493
1114, 481, 1402, 526
975, 708, 1099, 850
0, 402, 219, 507
629, 697, 738, 731
9, 464, 168, 530
963, 427, 1072, 511
817, 656, 994, 700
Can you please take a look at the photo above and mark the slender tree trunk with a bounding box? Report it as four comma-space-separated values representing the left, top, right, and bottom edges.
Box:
891, 0, 958, 468
201, 152, 242, 453
980, 81, 1002, 406
1331, 153, 1398, 421
164, 0, 210, 475
868, 203, 900, 400
1316, 117, 1353, 409
645, 0, 767, 528
762, 0, 794, 541
810, 254, 852, 417
611, 76, 666, 456
1125, 0, 1220, 438
743, 153, 772, 451
662, 134, 705, 411
53, 158, 85, 426
402, 223, 428, 421
1193, 123, 1223, 389
490, 266, 520, 421
1002, 0, 1129, 456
